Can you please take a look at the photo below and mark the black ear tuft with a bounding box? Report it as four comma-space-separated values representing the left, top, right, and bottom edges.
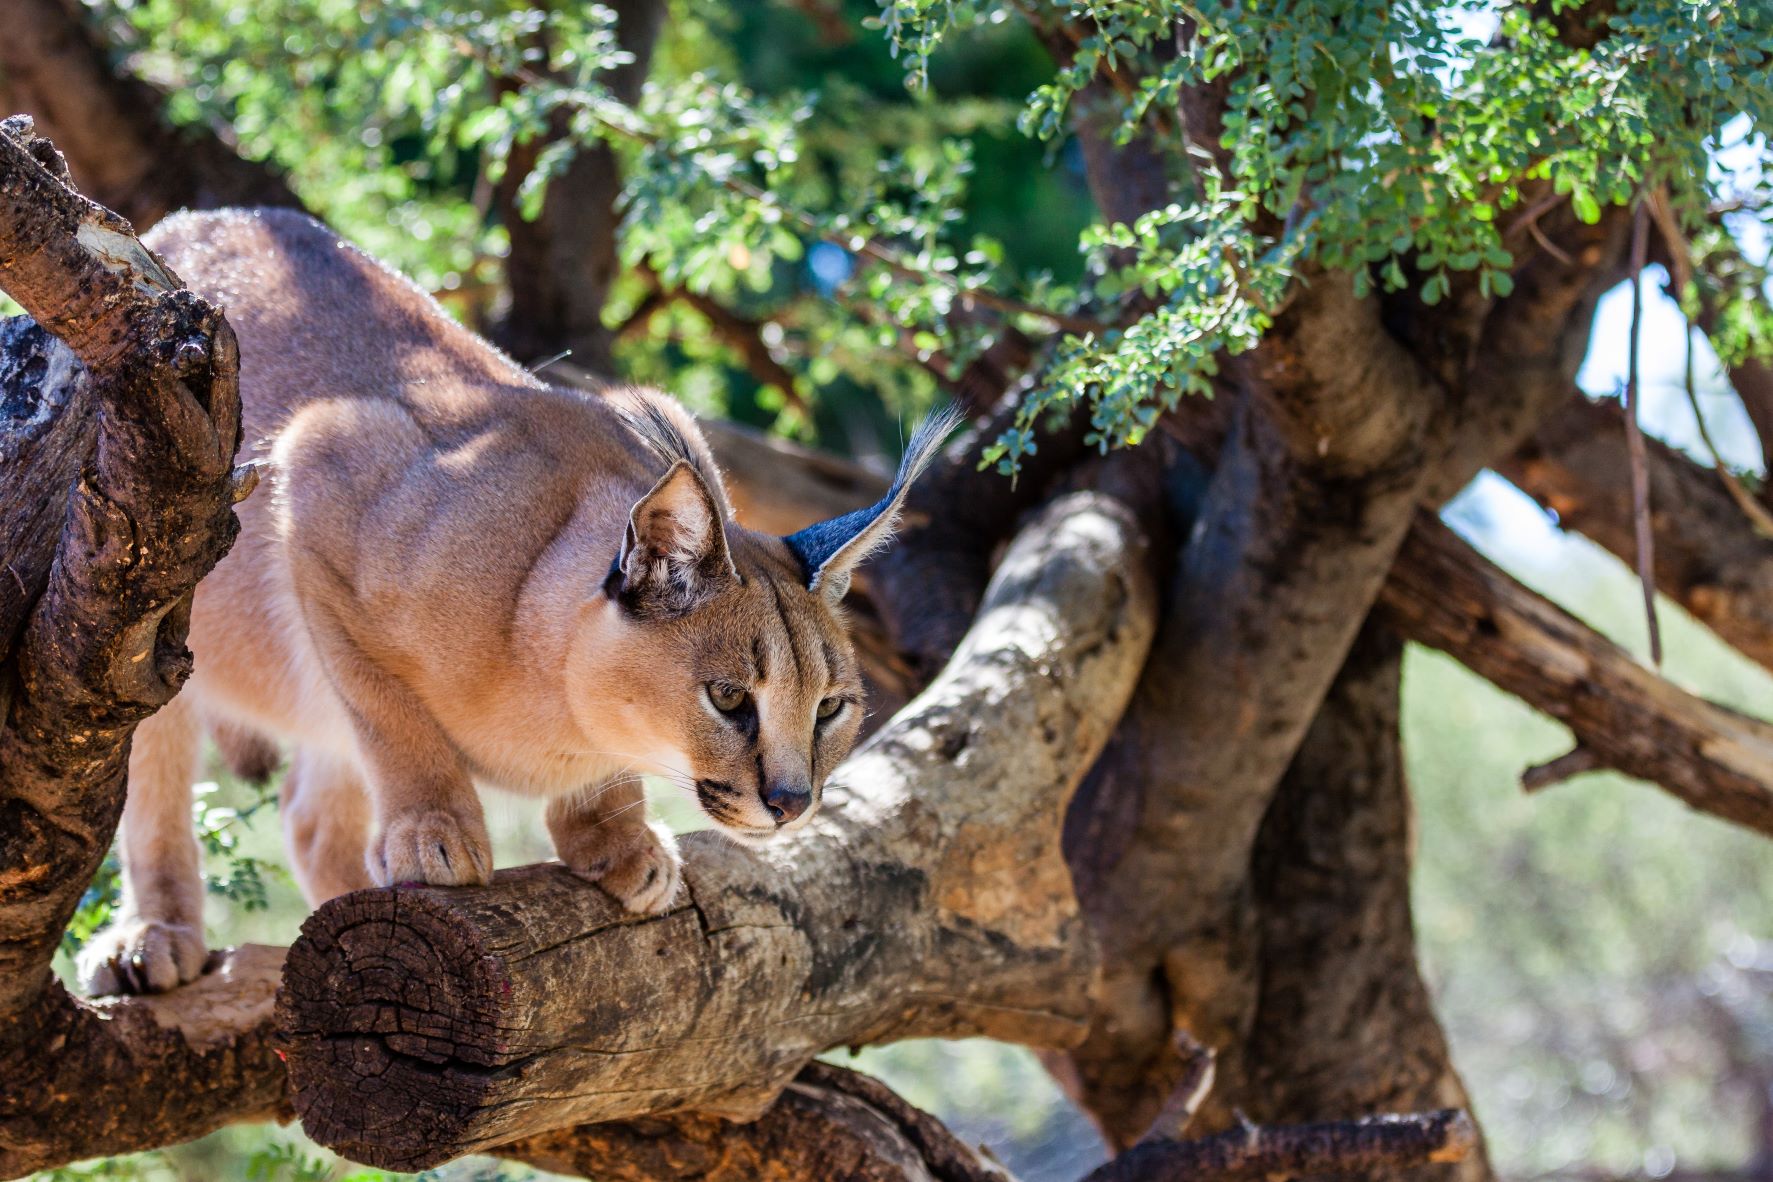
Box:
612, 461, 738, 619
783, 408, 960, 604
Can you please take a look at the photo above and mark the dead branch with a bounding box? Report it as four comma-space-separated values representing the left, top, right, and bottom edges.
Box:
1624, 198, 1664, 664
1082, 1109, 1477, 1182
1382, 513, 1773, 839
275, 491, 1156, 1171
1135, 1033, 1216, 1145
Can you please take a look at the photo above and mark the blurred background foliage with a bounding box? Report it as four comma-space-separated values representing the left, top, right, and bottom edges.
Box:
30, 0, 1773, 1177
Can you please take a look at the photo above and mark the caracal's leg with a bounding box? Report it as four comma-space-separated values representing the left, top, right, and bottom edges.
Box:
299, 602, 492, 887
77, 692, 208, 995
281, 747, 375, 905
546, 779, 682, 914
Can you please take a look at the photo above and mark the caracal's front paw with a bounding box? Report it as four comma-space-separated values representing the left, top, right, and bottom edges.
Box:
370, 805, 493, 887
564, 821, 682, 915
78, 917, 207, 995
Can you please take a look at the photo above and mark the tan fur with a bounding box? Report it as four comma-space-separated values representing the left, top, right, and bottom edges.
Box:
77, 210, 874, 994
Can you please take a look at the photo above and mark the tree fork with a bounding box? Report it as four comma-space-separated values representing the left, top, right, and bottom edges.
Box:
276, 491, 1157, 1171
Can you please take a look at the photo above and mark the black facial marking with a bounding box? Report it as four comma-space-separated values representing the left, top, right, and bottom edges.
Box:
778, 577, 810, 683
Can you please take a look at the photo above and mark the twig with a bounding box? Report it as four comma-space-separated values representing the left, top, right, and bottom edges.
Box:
1680, 315, 1773, 539
1528, 216, 1576, 266
631, 263, 811, 417
1137, 1032, 1217, 1145
1624, 197, 1663, 666
1521, 746, 1601, 793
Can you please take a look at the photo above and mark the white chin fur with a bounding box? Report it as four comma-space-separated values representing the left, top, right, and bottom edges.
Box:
712, 821, 784, 850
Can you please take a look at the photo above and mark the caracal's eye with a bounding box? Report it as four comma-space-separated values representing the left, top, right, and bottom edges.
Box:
817, 696, 844, 721
707, 682, 750, 714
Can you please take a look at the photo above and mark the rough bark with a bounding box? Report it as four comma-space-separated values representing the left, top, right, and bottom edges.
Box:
0, 0, 299, 228
276, 492, 1157, 1172
1496, 394, 1773, 672
0, 947, 288, 1177
0, 120, 261, 1174
501, 1061, 1477, 1182
1382, 513, 1773, 838
1244, 619, 1492, 1182
698, 428, 1773, 847
1057, 343, 1436, 1143
501, 1062, 1013, 1182
0, 116, 244, 1008
1046, 20, 1632, 1132
1080, 1110, 1477, 1182
491, 0, 664, 370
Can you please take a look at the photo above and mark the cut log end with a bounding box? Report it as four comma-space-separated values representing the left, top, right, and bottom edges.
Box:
277, 881, 525, 1169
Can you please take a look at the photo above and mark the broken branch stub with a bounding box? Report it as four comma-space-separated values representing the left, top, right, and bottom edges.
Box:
276, 491, 1157, 1171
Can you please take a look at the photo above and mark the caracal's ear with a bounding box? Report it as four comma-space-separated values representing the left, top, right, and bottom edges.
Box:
782, 408, 961, 606
607, 461, 739, 618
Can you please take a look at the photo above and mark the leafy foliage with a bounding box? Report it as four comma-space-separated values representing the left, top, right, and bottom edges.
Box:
101, 0, 1772, 470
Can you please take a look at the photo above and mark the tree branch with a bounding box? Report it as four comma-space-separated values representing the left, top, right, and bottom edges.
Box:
1381, 513, 1773, 839
1081, 1109, 1477, 1182
1495, 394, 1773, 674
500, 1062, 1013, 1182
0, 0, 299, 228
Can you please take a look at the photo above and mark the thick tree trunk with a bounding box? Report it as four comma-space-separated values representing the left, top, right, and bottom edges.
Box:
491, 0, 664, 370
275, 493, 1157, 1171
1243, 619, 1491, 1182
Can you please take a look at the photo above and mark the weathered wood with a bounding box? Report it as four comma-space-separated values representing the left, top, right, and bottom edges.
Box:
1080, 1109, 1477, 1182
276, 491, 1157, 1171
1242, 619, 1492, 1182
501, 1062, 1013, 1182
1382, 513, 1773, 838
0, 115, 244, 1006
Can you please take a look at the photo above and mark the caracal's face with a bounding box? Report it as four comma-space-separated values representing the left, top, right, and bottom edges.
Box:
578, 532, 866, 842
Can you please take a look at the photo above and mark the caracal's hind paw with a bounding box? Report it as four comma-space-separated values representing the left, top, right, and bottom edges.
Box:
77, 917, 207, 995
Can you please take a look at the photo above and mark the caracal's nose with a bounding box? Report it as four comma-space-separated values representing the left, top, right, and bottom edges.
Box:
762, 782, 813, 825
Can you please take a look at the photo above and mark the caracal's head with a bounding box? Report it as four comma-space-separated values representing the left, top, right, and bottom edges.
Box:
580, 407, 956, 843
